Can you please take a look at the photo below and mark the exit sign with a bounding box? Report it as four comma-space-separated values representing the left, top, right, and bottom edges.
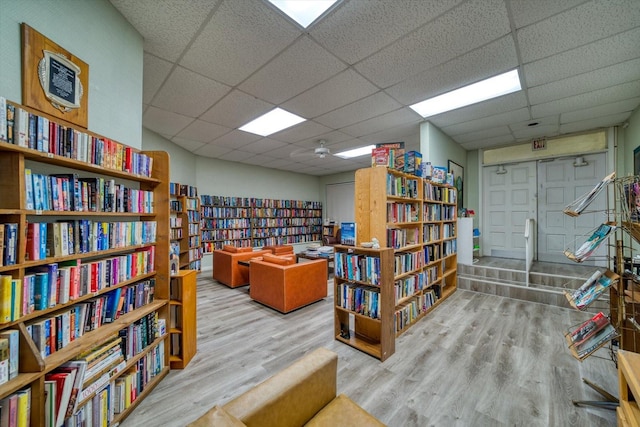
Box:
532, 138, 546, 151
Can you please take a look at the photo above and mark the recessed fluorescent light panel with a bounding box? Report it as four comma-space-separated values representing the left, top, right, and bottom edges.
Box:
335, 144, 376, 159
268, 0, 339, 28
239, 107, 306, 137
410, 69, 522, 118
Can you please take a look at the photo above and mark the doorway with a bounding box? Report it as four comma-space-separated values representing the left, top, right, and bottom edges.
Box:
481, 152, 608, 266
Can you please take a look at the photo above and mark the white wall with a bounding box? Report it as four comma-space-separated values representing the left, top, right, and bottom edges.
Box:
143, 128, 198, 186
0, 0, 143, 147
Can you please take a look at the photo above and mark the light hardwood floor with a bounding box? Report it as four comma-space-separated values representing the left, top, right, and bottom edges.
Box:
121, 274, 618, 427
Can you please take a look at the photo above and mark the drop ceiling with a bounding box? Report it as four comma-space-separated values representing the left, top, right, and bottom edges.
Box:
109, 0, 640, 176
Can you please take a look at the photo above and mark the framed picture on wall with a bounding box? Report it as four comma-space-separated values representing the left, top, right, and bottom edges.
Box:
635, 146, 640, 176
448, 160, 464, 211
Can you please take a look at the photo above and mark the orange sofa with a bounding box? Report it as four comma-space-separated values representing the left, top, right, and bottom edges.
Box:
249, 254, 328, 313
213, 245, 271, 288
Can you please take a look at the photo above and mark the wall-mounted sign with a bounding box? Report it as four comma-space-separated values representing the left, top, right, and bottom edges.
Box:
532, 137, 547, 151
38, 50, 83, 112
21, 23, 89, 128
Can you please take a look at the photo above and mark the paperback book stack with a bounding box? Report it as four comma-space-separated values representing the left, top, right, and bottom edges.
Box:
564, 312, 619, 361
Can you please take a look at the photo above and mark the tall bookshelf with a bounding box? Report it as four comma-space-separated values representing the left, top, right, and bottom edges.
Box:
200, 195, 322, 252
169, 184, 201, 271
335, 167, 457, 360
169, 270, 197, 369
0, 99, 170, 425
184, 195, 201, 271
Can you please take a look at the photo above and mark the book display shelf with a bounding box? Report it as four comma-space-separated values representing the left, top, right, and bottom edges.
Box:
335, 167, 457, 361
0, 99, 170, 425
200, 195, 322, 252
168, 270, 197, 369
169, 184, 201, 272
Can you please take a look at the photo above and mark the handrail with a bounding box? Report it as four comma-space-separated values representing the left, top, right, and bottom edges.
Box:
524, 218, 535, 286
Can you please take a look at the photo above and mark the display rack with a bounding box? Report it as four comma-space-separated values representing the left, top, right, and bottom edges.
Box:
169, 270, 197, 369
0, 99, 170, 425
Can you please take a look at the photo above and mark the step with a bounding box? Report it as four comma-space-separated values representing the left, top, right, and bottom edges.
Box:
457, 262, 609, 312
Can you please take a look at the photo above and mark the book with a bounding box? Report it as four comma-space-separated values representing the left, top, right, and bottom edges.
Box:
0, 338, 8, 385
16, 387, 30, 427
0, 96, 6, 141
6, 104, 15, 144
371, 147, 391, 167
340, 222, 356, 246
45, 380, 57, 427
564, 172, 615, 217
0, 275, 12, 323
0, 330, 19, 380
0, 393, 18, 427
3, 223, 18, 266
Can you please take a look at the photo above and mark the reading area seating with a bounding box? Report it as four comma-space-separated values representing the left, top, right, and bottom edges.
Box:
212, 245, 271, 288
187, 347, 385, 427
249, 254, 328, 313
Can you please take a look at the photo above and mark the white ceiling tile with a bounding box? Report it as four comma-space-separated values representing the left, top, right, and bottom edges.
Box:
240, 138, 289, 155
508, 115, 560, 133
179, 0, 300, 86
239, 36, 347, 105
192, 143, 232, 158
354, 0, 511, 88
528, 58, 640, 105
460, 134, 516, 150
142, 54, 172, 105
531, 80, 640, 118
281, 69, 379, 119
175, 120, 230, 143
240, 154, 278, 166
439, 107, 531, 136
109, 0, 216, 61
310, 0, 463, 64
341, 109, 420, 138
218, 150, 258, 163
209, 130, 262, 149
314, 92, 402, 129
359, 123, 421, 145
453, 126, 512, 144
151, 66, 231, 118
561, 97, 640, 123
170, 138, 206, 153
517, 0, 640, 63
386, 35, 519, 104
509, 0, 585, 29
269, 121, 334, 143
429, 93, 529, 128
511, 124, 559, 140
524, 27, 640, 87
560, 112, 632, 134
142, 106, 194, 137
200, 90, 273, 129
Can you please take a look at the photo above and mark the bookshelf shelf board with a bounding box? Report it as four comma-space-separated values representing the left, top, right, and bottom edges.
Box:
17, 242, 156, 269
111, 366, 170, 425
335, 334, 382, 359
25, 210, 156, 217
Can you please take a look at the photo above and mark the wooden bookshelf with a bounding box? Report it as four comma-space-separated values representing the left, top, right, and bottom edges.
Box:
169, 270, 197, 369
200, 195, 322, 251
0, 99, 170, 425
170, 183, 201, 271
336, 167, 457, 360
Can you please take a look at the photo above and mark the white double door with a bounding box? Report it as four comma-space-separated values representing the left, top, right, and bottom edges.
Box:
482, 153, 608, 266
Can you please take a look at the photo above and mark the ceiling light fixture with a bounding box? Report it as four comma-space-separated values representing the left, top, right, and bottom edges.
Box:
268, 0, 339, 28
409, 69, 522, 118
239, 107, 306, 137
496, 165, 507, 175
573, 156, 588, 167
335, 144, 376, 159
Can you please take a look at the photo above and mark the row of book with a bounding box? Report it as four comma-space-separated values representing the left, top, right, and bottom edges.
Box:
119, 312, 160, 360
252, 235, 320, 247
202, 229, 251, 241
200, 195, 321, 209
169, 200, 183, 212
201, 206, 251, 218
250, 208, 322, 218
252, 217, 321, 227
424, 244, 441, 264
394, 272, 427, 303
201, 218, 251, 230
185, 198, 199, 210
25, 280, 155, 358
200, 195, 252, 207
187, 211, 200, 224
0, 223, 18, 266
387, 227, 420, 249
387, 202, 420, 224
424, 224, 441, 242
443, 239, 457, 256
0, 97, 154, 177
385, 173, 420, 199
394, 250, 425, 276
169, 217, 183, 228
169, 229, 183, 240
202, 241, 248, 253
252, 227, 322, 238
25, 170, 154, 213
443, 223, 456, 238
30, 220, 157, 259
169, 182, 197, 198
337, 282, 380, 319
424, 182, 456, 202
3, 248, 154, 323
335, 253, 382, 286
394, 289, 438, 333
0, 386, 31, 427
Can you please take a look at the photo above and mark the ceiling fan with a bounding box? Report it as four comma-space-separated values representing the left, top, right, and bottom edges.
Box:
290, 140, 338, 159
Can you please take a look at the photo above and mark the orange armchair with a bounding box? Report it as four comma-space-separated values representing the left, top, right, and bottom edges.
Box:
249, 254, 328, 313
263, 244, 294, 255
213, 245, 270, 288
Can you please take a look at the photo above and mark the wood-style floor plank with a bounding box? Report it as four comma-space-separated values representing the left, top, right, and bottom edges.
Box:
121, 275, 618, 427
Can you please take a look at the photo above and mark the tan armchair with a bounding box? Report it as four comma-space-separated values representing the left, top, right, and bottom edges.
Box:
212, 245, 270, 288
249, 254, 327, 313
322, 229, 341, 246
